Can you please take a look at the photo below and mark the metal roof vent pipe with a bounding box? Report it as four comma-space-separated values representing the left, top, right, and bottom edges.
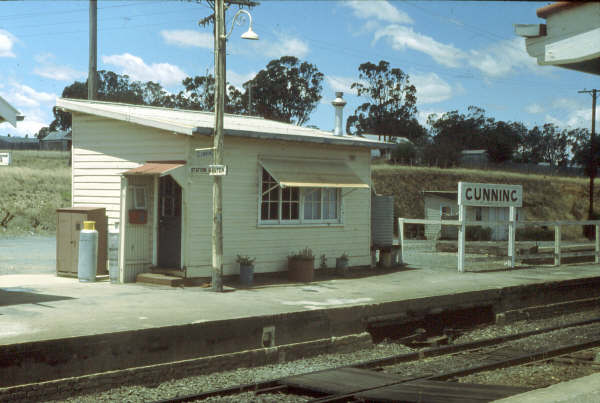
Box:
331, 92, 347, 136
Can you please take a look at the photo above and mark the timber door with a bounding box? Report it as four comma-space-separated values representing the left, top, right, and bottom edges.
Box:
158, 175, 182, 268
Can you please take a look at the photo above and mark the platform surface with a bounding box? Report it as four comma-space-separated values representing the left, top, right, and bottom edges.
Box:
2, 260, 600, 346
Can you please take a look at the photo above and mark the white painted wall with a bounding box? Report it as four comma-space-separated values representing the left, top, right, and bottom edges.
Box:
185, 135, 372, 277
71, 113, 188, 280
71, 112, 372, 280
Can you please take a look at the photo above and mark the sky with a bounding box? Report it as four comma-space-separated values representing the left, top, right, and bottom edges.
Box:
0, 0, 598, 138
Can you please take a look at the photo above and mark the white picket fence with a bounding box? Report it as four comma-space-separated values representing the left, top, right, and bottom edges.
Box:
398, 218, 600, 272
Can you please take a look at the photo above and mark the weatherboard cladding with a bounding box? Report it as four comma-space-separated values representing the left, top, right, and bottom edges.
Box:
71, 112, 372, 279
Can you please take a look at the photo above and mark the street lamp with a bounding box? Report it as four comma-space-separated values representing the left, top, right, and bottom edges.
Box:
212, 1, 258, 292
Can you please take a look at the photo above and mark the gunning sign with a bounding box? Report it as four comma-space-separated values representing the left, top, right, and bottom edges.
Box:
458, 182, 522, 208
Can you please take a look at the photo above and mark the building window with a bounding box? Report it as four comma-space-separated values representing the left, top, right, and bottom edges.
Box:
441, 206, 453, 217
260, 168, 340, 224
475, 207, 482, 221
131, 185, 147, 209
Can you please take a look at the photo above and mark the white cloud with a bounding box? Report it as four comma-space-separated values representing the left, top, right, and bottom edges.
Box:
226, 70, 256, 90
0, 106, 52, 137
34, 65, 85, 82
0, 30, 16, 58
102, 53, 187, 87
373, 25, 465, 68
33, 53, 86, 82
552, 97, 580, 110
417, 110, 442, 128
325, 75, 359, 95
525, 103, 544, 114
161, 30, 213, 49
468, 37, 541, 77
251, 36, 309, 59
410, 72, 453, 105
1, 83, 56, 109
343, 1, 412, 24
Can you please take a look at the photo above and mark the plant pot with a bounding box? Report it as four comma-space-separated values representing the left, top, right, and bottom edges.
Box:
335, 258, 349, 277
288, 257, 314, 282
381, 251, 392, 268
239, 263, 254, 286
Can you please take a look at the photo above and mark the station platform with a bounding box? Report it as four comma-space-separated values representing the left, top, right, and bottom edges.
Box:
2, 261, 600, 399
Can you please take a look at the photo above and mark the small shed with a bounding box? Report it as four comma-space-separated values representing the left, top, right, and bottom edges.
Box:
56, 98, 392, 283
41, 130, 71, 151
422, 190, 526, 241
460, 150, 489, 167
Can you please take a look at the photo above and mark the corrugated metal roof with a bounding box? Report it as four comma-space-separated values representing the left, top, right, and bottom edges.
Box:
123, 161, 186, 175
55, 98, 397, 149
42, 130, 71, 141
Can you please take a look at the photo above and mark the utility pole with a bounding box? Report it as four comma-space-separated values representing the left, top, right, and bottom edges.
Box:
88, 0, 97, 100
212, 0, 226, 292
201, 0, 258, 292
579, 89, 598, 220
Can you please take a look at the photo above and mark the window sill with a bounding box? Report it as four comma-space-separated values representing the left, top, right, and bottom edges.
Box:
257, 223, 344, 229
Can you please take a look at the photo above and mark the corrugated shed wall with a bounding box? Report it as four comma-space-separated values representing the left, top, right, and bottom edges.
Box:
123, 175, 154, 281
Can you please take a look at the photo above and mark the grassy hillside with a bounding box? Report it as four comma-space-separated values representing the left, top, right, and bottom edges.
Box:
372, 164, 592, 239
0, 150, 71, 235
0, 152, 594, 238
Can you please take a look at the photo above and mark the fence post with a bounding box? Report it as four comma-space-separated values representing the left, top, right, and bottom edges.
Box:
398, 218, 404, 265
508, 206, 516, 269
594, 224, 600, 263
554, 225, 561, 266
458, 205, 466, 273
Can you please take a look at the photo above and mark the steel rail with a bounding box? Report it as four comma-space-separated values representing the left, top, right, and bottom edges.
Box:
150, 316, 600, 403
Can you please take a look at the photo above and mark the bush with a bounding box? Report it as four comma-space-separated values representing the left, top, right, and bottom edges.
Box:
391, 142, 416, 164
516, 226, 555, 241
466, 226, 492, 241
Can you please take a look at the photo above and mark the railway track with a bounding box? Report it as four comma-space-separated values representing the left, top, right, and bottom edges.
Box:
152, 317, 600, 402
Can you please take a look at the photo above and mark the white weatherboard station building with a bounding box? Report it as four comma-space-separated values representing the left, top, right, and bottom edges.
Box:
56, 97, 392, 283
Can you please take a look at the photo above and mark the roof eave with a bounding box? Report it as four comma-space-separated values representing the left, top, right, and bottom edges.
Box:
193, 127, 395, 149
56, 98, 194, 136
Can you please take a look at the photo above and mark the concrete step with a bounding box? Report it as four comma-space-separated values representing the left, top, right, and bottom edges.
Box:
149, 267, 185, 277
136, 273, 186, 287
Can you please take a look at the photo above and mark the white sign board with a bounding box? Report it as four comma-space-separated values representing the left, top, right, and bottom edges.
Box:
195, 147, 214, 160
190, 165, 228, 176
458, 182, 522, 208
0, 152, 11, 166
190, 166, 210, 175
209, 164, 227, 176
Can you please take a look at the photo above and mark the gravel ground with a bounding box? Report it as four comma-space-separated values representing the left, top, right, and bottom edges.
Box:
50, 309, 600, 402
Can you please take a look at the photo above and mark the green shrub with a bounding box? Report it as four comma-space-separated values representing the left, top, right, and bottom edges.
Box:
391, 142, 416, 164
516, 226, 555, 241
466, 226, 492, 241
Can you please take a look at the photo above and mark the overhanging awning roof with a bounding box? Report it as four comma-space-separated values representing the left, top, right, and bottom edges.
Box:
0, 95, 24, 128
259, 157, 369, 189
123, 161, 186, 176
123, 160, 187, 187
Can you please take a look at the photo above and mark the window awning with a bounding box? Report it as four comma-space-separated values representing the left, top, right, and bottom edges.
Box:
259, 157, 369, 189
123, 160, 186, 187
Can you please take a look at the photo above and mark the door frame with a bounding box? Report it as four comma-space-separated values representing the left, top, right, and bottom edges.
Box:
155, 174, 184, 270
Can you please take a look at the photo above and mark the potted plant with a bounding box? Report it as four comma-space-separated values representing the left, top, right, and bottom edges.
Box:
288, 247, 315, 282
336, 252, 349, 277
236, 255, 255, 286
